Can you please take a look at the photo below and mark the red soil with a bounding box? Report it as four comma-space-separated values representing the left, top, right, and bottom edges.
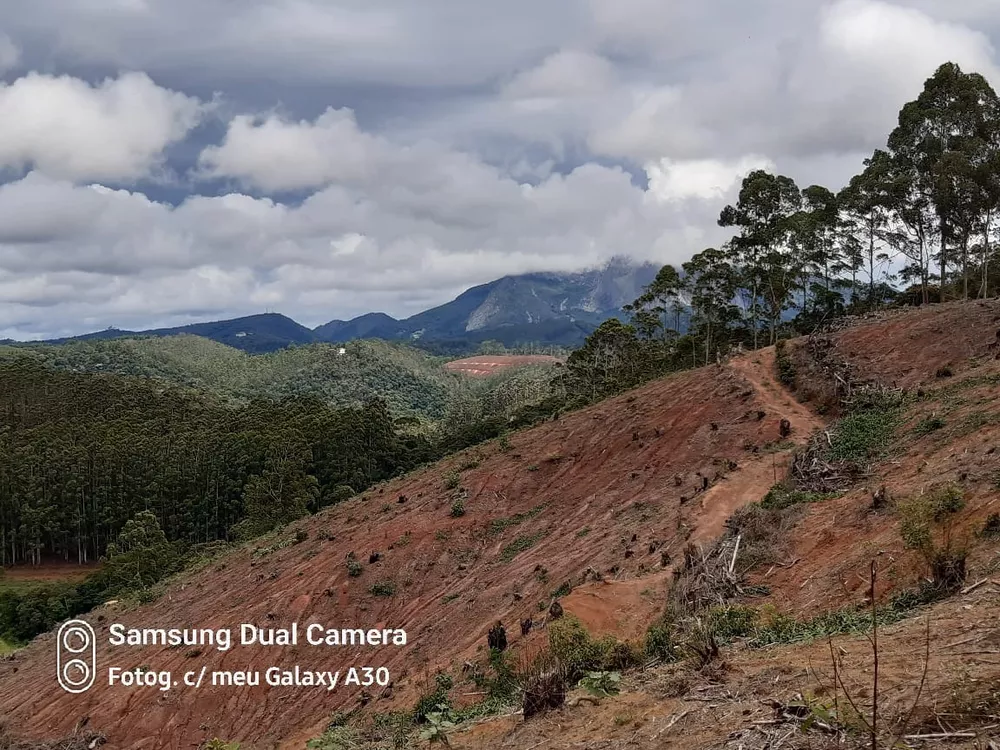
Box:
0, 350, 803, 749
0, 564, 99, 583
7, 300, 1000, 749
444, 354, 562, 376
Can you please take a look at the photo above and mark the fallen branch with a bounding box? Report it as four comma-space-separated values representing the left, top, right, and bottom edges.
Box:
962, 578, 988, 595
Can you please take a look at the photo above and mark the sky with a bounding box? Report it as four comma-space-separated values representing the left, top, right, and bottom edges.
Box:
0, 0, 999, 339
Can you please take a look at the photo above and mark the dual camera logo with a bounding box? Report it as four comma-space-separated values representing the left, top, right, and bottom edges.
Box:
56, 619, 96, 693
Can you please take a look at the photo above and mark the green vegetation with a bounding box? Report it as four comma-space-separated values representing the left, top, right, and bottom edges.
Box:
488, 505, 545, 536
547, 615, 642, 682
0, 337, 460, 419
914, 415, 946, 435
369, 581, 396, 597
759, 483, 833, 511
774, 339, 796, 388
828, 394, 904, 466
899, 483, 968, 589
499, 531, 545, 562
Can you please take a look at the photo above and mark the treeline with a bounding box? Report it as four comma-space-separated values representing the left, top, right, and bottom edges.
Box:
558, 61, 1000, 404
0, 336, 458, 419
0, 359, 434, 567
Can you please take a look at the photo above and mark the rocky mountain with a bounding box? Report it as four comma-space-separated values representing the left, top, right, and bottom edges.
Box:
28, 258, 660, 353
314, 256, 659, 347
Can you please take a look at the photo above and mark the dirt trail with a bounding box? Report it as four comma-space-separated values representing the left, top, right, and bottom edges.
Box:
690, 348, 824, 544
729, 347, 824, 436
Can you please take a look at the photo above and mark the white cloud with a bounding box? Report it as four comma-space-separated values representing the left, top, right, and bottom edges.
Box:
502, 50, 616, 100
0, 0, 998, 337
0, 72, 204, 182
198, 108, 383, 192
645, 156, 775, 203
0, 156, 731, 336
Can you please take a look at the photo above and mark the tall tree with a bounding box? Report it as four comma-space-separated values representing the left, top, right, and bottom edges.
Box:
887, 62, 1000, 299
839, 152, 894, 308
623, 264, 682, 342
719, 170, 802, 346
682, 248, 741, 364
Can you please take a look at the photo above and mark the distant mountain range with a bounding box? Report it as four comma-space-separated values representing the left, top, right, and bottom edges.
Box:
15, 258, 660, 354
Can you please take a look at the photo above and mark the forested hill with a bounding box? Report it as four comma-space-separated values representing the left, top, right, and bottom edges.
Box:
0, 336, 462, 419
0, 357, 436, 569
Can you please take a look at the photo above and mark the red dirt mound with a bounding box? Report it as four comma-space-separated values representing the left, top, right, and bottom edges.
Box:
444, 354, 562, 376
0, 353, 810, 749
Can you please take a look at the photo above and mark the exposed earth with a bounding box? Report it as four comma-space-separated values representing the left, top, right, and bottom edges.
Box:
443, 354, 563, 376
4, 300, 1000, 749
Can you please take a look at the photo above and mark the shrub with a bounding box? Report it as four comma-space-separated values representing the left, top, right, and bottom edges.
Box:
759, 483, 830, 511
914, 415, 946, 436
522, 652, 567, 718
707, 605, 759, 640
346, 559, 363, 577
449, 500, 465, 518
443, 471, 460, 490
775, 340, 796, 388
547, 615, 640, 681
578, 670, 621, 697
982, 513, 1000, 539
899, 484, 968, 590
644, 618, 677, 662
369, 581, 396, 597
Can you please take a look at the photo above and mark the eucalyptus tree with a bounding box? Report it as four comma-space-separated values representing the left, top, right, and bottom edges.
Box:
887, 62, 1000, 299
719, 170, 803, 346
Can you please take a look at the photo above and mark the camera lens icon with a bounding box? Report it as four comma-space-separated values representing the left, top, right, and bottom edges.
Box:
57, 620, 96, 693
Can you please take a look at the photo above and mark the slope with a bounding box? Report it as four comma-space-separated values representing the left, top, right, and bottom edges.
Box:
0, 349, 812, 748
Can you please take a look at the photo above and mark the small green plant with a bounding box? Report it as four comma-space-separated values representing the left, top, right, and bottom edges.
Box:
982, 513, 1000, 539
759, 483, 831, 511
775, 340, 796, 388
489, 505, 545, 536
306, 727, 360, 750
914, 415, 946, 436
202, 741, 240, 750
578, 670, 621, 697
369, 581, 396, 597
346, 553, 363, 577
449, 499, 465, 518
443, 471, 460, 490
576, 527, 591, 538
418, 706, 455, 746
707, 605, 758, 640
548, 615, 640, 681
497, 433, 512, 452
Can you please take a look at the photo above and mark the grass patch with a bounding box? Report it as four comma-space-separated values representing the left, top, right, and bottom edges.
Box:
489, 505, 545, 536
828, 405, 901, 465
913, 415, 946, 436
500, 531, 546, 562
759, 483, 834, 511
0, 635, 18, 656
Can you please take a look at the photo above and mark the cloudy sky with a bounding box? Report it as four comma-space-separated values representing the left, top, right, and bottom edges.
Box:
0, 0, 998, 339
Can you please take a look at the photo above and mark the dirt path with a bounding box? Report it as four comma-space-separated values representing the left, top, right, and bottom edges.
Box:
690, 347, 825, 544
729, 347, 824, 436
